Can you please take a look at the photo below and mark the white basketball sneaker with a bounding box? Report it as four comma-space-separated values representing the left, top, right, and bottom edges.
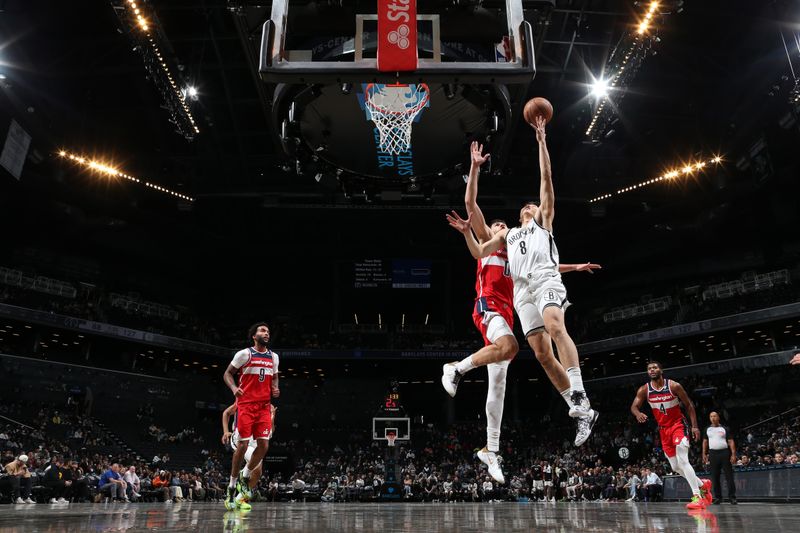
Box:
441, 363, 462, 398
568, 390, 593, 418
574, 409, 600, 446
477, 448, 505, 485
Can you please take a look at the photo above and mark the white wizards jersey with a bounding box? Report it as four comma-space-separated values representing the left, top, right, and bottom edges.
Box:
505, 218, 561, 287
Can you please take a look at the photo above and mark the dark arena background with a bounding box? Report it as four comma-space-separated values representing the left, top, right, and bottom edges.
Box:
1, 0, 800, 531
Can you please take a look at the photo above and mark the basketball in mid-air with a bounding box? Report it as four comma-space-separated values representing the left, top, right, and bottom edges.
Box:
523, 97, 553, 125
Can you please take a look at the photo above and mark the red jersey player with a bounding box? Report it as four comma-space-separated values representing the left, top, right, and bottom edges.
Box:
443, 142, 601, 484
222, 322, 280, 510
631, 361, 711, 509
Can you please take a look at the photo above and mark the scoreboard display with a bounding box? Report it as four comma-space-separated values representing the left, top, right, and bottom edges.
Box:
354, 259, 431, 289
354, 259, 392, 288
383, 391, 401, 413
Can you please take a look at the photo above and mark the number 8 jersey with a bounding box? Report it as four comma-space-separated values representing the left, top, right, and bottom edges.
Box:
230, 347, 280, 404
505, 218, 561, 287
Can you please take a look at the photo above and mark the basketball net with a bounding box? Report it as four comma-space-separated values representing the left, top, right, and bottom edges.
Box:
386, 431, 397, 447
364, 83, 429, 155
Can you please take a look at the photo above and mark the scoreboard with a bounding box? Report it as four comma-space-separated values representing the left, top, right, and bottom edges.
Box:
383, 391, 401, 413
354, 259, 392, 288
354, 259, 431, 289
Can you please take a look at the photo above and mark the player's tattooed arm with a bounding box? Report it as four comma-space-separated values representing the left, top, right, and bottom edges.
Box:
446, 211, 507, 258
465, 141, 492, 242
221, 403, 236, 445
559, 263, 602, 274
532, 115, 554, 231
672, 381, 700, 441
630, 385, 649, 423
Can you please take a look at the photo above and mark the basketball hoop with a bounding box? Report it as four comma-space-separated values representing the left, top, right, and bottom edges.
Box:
386, 430, 397, 447
364, 83, 430, 155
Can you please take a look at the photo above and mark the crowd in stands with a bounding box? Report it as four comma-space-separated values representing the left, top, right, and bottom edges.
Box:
3, 379, 797, 505
3, 261, 798, 350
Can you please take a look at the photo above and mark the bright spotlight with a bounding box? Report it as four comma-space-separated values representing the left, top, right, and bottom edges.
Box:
185, 86, 198, 100
712, 155, 722, 163
591, 78, 609, 99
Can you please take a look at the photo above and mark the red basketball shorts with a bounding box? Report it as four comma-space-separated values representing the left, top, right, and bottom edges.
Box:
472, 297, 514, 347
660, 421, 688, 458
236, 401, 272, 441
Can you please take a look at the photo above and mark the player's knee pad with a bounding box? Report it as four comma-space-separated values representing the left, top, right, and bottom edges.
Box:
244, 447, 255, 464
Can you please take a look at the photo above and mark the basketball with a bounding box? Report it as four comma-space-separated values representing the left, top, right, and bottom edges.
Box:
523, 97, 554, 125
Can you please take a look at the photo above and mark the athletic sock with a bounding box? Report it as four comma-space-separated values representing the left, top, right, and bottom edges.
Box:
229, 476, 236, 489
486, 428, 500, 453
560, 389, 573, 409
455, 355, 476, 375
566, 367, 585, 393
243, 465, 252, 478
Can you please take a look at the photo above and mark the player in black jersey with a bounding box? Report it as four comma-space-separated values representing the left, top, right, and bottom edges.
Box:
531, 461, 544, 501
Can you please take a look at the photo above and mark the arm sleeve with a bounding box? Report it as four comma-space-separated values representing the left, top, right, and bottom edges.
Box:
272, 352, 280, 374
230, 349, 250, 369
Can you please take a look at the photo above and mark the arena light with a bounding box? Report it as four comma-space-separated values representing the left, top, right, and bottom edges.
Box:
586, 0, 664, 138
58, 149, 194, 202
589, 153, 723, 203
590, 78, 609, 99
636, 2, 659, 35
115, 0, 200, 138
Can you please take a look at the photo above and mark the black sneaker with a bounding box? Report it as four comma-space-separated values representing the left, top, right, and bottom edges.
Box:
729, 497, 737, 505
224, 486, 237, 510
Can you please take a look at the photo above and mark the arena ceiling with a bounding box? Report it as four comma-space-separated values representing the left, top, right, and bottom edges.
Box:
1, 0, 798, 294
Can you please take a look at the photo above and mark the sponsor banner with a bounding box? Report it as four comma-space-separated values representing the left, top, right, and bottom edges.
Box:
377, 0, 418, 71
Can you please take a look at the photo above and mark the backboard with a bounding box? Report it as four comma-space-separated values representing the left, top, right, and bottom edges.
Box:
260, 0, 535, 84
372, 417, 410, 442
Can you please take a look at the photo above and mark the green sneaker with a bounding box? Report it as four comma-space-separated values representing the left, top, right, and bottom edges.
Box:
224, 486, 237, 510
235, 492, 251, 511
236, 472, 253, 500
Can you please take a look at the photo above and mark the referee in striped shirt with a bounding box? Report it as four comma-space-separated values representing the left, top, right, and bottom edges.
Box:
702, 411, 737, 504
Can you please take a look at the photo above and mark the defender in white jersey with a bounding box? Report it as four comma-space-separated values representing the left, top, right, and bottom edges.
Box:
221, 402, 277, 492
458, 115, 599, 446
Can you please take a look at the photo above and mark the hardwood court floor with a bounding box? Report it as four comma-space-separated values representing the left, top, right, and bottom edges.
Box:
1, 500, 796, 532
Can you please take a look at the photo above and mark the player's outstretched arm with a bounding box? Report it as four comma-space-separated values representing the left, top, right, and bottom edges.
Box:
630, 385, 649, 423
559, 263, 602, 274
672, 381, 700, 441
446, 211, 507, 258
221, 403, 235, 445
465, 141, 492, 242
532, 115, 554, 231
